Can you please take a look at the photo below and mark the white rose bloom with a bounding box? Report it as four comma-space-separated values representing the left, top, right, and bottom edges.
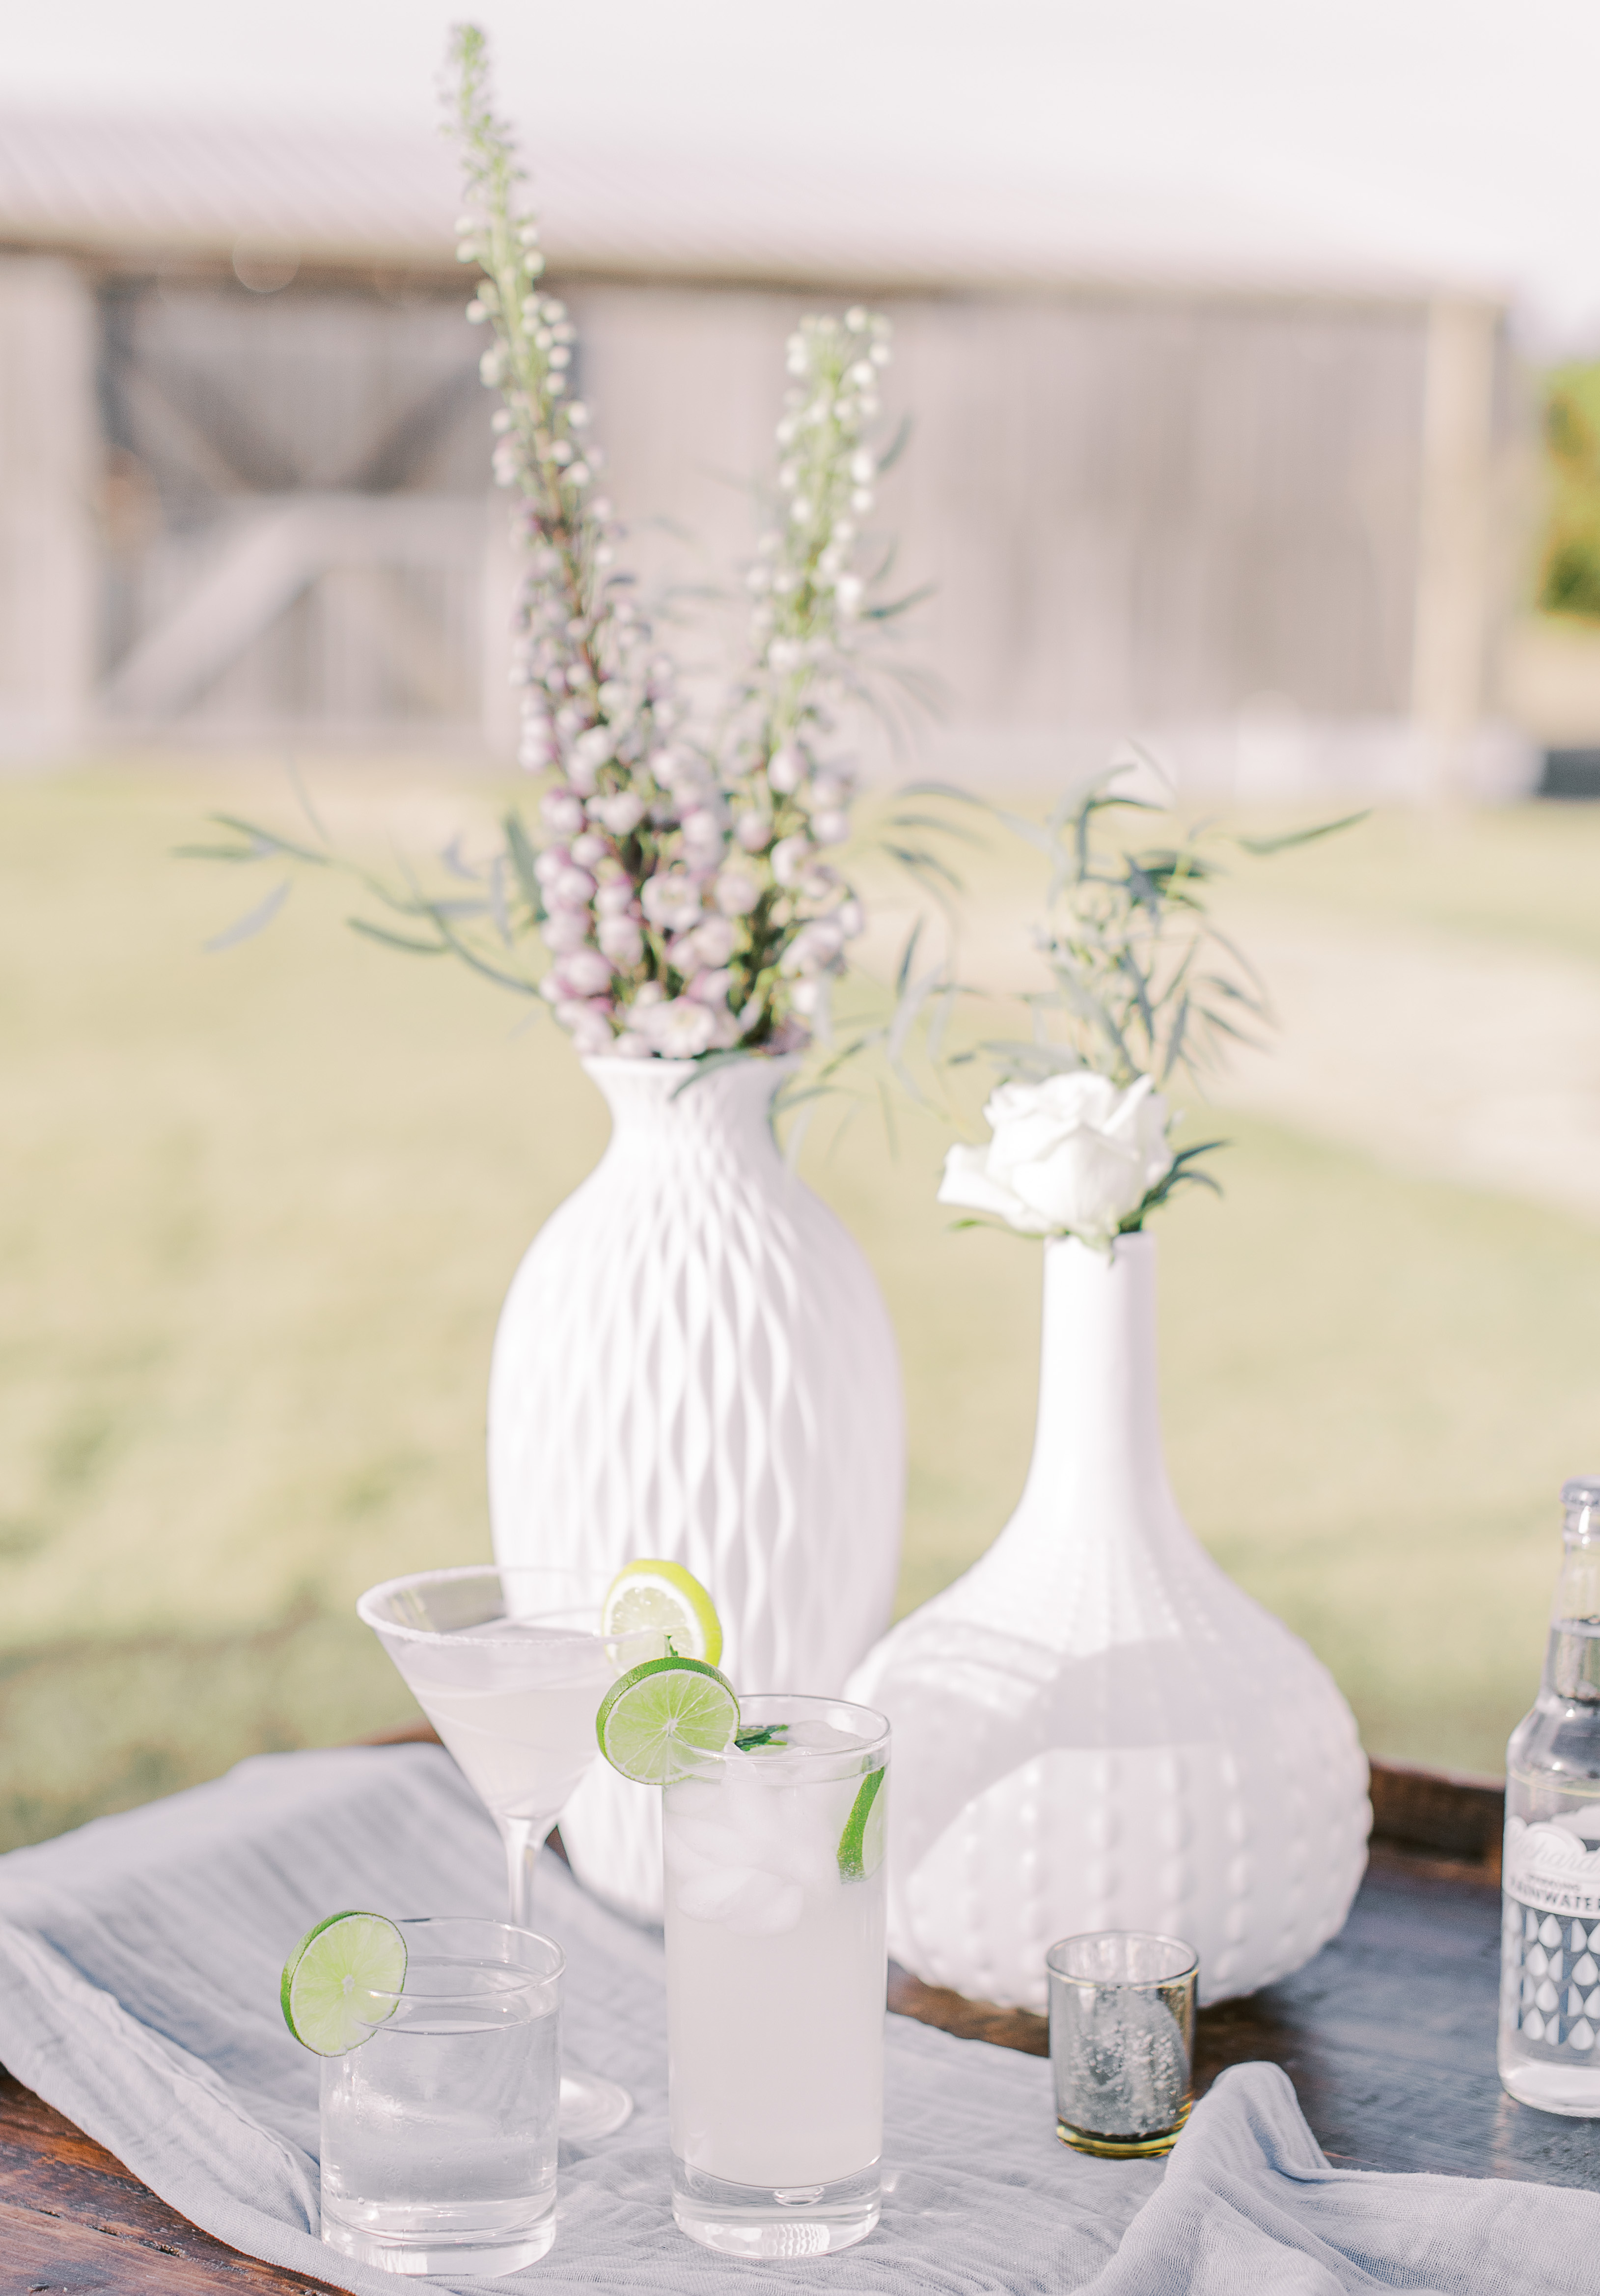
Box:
938, 1072, 1173, 1247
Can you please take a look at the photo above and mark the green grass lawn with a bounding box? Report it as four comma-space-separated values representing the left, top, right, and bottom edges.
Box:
2, 761, 1596, 1848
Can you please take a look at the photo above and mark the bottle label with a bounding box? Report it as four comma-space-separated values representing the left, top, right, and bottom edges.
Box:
1504, 1816, 1600, 1918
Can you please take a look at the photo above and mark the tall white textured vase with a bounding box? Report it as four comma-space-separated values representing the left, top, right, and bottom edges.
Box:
490, 1053, 905, 1920
846, 1232, 1369, 2009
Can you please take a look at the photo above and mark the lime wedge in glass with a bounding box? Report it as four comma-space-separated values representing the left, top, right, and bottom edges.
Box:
596, 1655, 739, 1784
837, 1765, 887, 1881
601, 1558, 723, 1667
280, 1911, 407, 2056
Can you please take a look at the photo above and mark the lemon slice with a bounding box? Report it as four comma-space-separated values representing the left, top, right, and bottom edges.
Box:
280, 1911, 406, 2055
596, 1655, 739, 1784
602, 1558, 722, 1666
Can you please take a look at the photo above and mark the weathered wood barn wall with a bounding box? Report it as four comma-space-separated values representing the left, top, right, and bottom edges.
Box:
0, 114, 1523, 793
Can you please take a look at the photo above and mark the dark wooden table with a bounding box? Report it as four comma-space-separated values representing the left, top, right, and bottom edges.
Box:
5, 1749, 1597, 2291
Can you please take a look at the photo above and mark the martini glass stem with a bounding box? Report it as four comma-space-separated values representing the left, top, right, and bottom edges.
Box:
501, 1816, 549, 1932
500, 1809, 634, 2141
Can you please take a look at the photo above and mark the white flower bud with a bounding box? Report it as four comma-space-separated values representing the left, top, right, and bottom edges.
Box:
770, 834, 811, 888
556, 951, 614, 998
715, 866, 762, 916
540, 788, 586, 838
768, 744, 807, 795
588, 795, 639, 842
682, 914, 737, 969
563, 1000, 619, 1057
566, 401, 590, 428
597, 914, 645, 968
688, 967, 733, 1008
542, 908, 591, 952
570, 830, 607, 868
736, 815, 772, 854
836, 897, 866, 940
680, 809, 727, 865
640, 995, 717, 1059
548, 864, 598, 909
851, 487, 874, 514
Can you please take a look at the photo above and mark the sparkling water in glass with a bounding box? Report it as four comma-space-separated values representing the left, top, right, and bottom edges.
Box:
1047, 1931, 1198, 2157
663, 1694, 889, 2258
319, 1918, 563, 2278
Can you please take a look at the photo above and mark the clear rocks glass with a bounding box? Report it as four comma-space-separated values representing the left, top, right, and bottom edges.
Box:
319, 1916, 564, 2278
1046, 1930, 1198, 2157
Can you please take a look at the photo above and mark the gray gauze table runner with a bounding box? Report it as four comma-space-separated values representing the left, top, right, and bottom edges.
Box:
0, 1743, 1595, 2295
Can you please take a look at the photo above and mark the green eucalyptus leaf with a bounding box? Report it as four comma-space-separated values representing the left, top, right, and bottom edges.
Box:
347, 918, 448, 955
203, 879, 292, 952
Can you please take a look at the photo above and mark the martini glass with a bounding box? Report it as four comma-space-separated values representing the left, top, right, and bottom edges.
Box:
357, 1564, 651, 2141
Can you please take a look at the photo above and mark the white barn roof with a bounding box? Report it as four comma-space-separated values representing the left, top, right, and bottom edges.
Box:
0, 109, 1496, 304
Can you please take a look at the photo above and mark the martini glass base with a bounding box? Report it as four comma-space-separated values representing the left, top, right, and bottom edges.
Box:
560, 2069, 633, 2140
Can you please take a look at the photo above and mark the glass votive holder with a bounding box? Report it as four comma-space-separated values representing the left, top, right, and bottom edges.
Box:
1046, 1931, 1198, 2158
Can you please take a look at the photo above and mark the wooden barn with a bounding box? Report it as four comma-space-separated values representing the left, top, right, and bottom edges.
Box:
0, 110, 1526, 794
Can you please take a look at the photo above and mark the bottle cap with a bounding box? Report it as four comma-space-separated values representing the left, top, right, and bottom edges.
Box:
1562, 1477, 1600, 1509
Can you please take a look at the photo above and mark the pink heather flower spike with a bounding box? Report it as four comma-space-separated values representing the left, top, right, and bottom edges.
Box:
447, 26, 900, 1064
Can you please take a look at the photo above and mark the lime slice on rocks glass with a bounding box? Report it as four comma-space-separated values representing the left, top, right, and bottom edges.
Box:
596, 1655, 740, 1784
280, 1911, 407, 2056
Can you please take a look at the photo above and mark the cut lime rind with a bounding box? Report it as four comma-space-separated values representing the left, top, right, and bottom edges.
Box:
280, 1910, 407, 2056
601, 1559, 723, 1668
596, 1655, 740, 1784
837, 1765, 887, 1881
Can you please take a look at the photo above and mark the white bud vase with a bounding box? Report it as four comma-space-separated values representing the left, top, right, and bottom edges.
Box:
490, 1053, 905, 1920
846, 1232, 1369, 2008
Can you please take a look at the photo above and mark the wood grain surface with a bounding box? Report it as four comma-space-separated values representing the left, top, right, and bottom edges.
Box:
4, 1752, 1594, 2293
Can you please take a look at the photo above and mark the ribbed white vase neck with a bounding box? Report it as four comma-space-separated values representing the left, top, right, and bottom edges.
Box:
579, 1054, 800, 1177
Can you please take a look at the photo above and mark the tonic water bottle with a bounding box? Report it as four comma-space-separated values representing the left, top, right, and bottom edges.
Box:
1500, 1476, 1600, 2113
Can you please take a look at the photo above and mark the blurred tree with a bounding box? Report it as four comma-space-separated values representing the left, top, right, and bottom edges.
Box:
1539, 363, 1600, 619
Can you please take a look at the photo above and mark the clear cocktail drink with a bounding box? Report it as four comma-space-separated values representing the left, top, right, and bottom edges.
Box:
319, 1917, 562, 2277
662, 1694, 889, 2257
357, 1566, 652, 2140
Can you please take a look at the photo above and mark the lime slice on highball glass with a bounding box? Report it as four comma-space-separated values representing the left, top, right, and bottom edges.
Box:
601, 1558, 723, 1667
837, 1765, 887, 1881
280, 1911, 407, 2056
596, 1655, 740, 1784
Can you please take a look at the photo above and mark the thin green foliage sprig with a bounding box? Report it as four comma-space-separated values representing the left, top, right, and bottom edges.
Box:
895, 757, 1364, 1094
